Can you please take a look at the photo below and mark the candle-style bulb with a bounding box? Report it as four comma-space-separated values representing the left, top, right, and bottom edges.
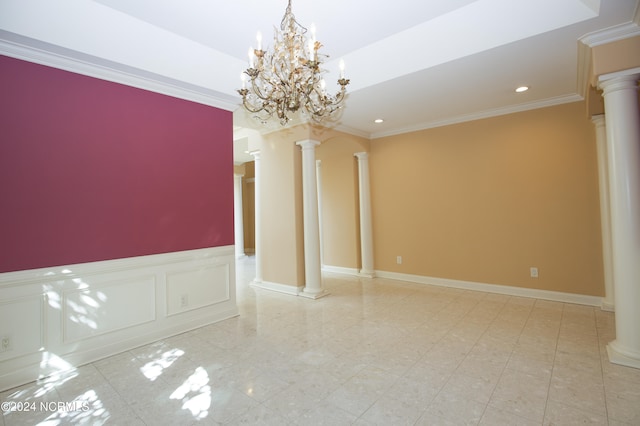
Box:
248, 47, 254, 68
308, 39, 314, 60
339, 59, 345, 78
241, 72, 246, 89
256, 31, 262, 51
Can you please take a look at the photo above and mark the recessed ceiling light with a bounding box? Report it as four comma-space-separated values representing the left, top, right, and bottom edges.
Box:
374, 118, 384, 123
515, 86, 529, 93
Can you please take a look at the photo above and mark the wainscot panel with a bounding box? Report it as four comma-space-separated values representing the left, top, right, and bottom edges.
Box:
0, 246, 238, 392
166, 264, 231, 316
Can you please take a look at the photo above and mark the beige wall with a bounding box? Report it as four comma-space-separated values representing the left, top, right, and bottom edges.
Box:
233, 163, 256, 252
260, 129, 305, 287
586, 35, 640, 116
591, 35, 640, 82
316, 133, 370, 269
249, 101, 606, 296
256, 124, 369, 287
369, 101, 604, 296
242, 162, 255, 252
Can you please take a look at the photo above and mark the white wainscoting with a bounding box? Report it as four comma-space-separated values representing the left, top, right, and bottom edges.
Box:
0, 246, 238, 392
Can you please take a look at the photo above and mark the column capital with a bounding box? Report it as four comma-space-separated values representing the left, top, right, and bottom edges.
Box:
249, 150, 261, 160
598, 71, 640, 94
354, 151, 369, 160
296, 139, 321, 150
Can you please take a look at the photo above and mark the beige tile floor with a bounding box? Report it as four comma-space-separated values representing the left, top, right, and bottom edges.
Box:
2, 256, 640, 425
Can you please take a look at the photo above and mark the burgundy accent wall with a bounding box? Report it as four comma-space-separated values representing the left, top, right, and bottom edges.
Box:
0, 55, 234, 273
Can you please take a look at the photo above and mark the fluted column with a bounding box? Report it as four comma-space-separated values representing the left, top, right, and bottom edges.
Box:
591, 115, 614, 311
297, 140, 327, 299
354, 152, 375, 277
249, 151, 262, 283
598, 72, 640, 369
316, 159, 324, 267
233, 173, 246, 258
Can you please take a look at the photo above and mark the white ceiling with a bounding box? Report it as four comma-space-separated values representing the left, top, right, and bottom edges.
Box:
1, 0, 639, 146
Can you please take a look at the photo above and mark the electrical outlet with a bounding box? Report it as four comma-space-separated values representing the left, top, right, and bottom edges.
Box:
396, 256, 402, 265
530, 267, 539, 278
0, 336, 11, 353
180, 294, 189, 308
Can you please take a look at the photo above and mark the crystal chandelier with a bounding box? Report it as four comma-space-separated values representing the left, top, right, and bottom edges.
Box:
237, 0, 350, 126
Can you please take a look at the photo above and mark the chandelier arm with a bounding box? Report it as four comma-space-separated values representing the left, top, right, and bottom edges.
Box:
245, 95, 274, 116
241, 97, 269, 115
249, 85, 270, 104
242, 84, 279, 117
333, 90, 345, 105
268, 55, 294, 96
305, 98, 327, 116
249, 75, 276, 102
303, 91, 327, 116
273, 63, 302, 113
338, 86, 347, 96
274, 65, 291, 91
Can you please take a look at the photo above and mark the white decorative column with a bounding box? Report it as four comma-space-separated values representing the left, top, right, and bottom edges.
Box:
354, 152, 375, 277
599, 72, 640, 369
233, 173, 246, 258
592, 115, 614, 311
316, 159, 324, 267
249, 151, 263, 283
297, 140, 327, 299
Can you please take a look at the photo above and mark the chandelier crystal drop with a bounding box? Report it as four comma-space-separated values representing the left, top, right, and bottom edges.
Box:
237, 0, 350, 126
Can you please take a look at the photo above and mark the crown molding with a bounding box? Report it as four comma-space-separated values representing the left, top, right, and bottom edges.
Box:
579, 21, 640, 47
370, 94, 583, 139
576, 39, 593, 96
235, 92, 586, 141
0, 33, 239, 112
330, 122, 371, 139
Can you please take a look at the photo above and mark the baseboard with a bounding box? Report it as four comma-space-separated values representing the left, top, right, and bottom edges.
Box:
601, 300, 615, 312
0, 246, 238, 392
374, 270, 602, 307
322, 265, 360, 276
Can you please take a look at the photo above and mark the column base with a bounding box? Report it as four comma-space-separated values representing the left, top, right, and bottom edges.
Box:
607, 340, 640, 369
250, 279, 303, 297
358, 269, 376, 278
299, 289, 329, 299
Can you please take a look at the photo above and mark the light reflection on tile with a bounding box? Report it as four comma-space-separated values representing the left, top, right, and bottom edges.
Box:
1, 256, 639, 425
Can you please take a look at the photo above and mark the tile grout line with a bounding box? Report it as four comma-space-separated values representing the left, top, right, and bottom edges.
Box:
474, 295, 533, 425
